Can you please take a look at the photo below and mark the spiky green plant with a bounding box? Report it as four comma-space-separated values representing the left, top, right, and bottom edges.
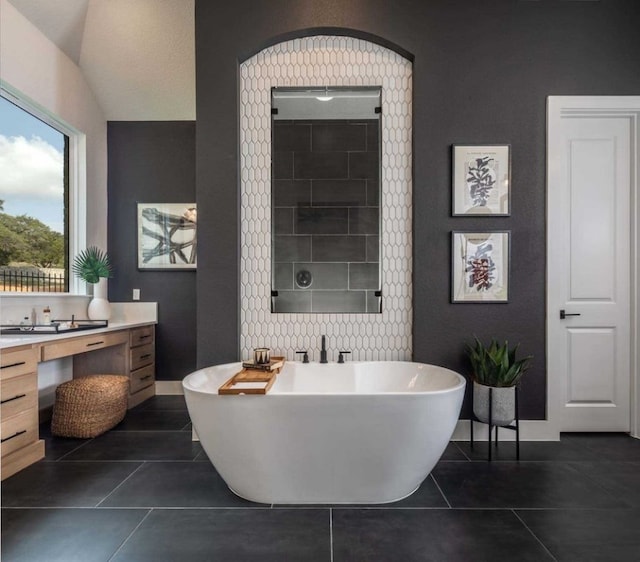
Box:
466, 337, 532, 387
72, 246, 112, 284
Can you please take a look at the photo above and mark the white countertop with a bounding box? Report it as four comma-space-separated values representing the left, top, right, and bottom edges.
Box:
0, 302, 157, 351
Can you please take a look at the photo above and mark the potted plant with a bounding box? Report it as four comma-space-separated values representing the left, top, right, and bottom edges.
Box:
73, 246, 112, 320
466, 337, 532, 426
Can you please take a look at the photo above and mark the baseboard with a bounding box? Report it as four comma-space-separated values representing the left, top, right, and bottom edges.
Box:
155, 381, 184, 395
451, 420, 560, 441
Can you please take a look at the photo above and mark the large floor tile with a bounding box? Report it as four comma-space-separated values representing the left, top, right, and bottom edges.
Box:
561, 432, 640, 461
569, 461, 640, 506
1, 508, 148, 562
432, 461, 628, 508
518, 508, 640, 561
112, 508, 330, 562
274, 474, 448, 509
132, 395, 188, 411
112, 409, 191, 431
1, 461, 141, 507
440, 442, 469, 461
100, 461, 266, 507
61, 430, 201, 461
332, 509, 554, 562
456, 438, 601, 462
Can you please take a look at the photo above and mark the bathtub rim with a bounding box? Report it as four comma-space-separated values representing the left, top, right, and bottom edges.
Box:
182, 360, 467, 397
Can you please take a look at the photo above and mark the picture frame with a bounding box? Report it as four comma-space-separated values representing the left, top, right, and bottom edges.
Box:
137, 203, 197, 270
451, 231, 510, 303
452, 144, 511, 216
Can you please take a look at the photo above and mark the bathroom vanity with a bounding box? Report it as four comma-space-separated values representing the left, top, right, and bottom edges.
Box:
0, 319, 156, 480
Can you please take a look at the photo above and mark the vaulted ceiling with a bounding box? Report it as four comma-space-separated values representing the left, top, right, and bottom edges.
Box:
8, 0, 195, 120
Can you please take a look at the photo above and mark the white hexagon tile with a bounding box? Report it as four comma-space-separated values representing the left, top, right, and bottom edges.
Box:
239, 36, 413, 362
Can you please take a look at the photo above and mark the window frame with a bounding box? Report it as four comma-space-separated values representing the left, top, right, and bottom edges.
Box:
0, 83, 87, 296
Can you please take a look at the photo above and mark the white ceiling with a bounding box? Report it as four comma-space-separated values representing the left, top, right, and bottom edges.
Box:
8, 0, 195, 120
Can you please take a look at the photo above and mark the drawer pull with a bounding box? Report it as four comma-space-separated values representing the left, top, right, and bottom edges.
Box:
140, 354, 152, 360
1, 430, 27, 443
86, 341, 104, 347
1, 393, 27, 405
140, 375, 152, 381
0, 361, 26, 370
138, 335, 151, 340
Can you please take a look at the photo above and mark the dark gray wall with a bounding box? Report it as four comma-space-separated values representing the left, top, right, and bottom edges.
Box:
108, 121, 196, 381
195, 0, 640, 418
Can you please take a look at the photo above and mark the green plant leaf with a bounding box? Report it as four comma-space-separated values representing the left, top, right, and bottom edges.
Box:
72, 246, 112, 284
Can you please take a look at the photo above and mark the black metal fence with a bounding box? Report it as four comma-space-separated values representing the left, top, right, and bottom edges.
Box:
0, 271, 67, 292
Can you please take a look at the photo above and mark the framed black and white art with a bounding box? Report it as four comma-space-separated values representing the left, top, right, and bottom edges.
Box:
452, 145, 510, 216
137, 203, 197, 270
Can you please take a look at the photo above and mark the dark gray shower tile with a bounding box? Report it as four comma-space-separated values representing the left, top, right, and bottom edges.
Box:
569, 461, 640, 506
273, 262, 293, 290
366, 121, 379, 151
294, 151, 348, 179
274, 235, 311, 262
1, 461, 142, 507
311, 179, 367, 206
273, 207, 294, 234
366, 179, 379, 206
293, 263, 348, 290
349, 151, 379, 179
111, 509, 330, 562
349, 262, 379, 290
1, 508, 148, 562
273, 179, 311, 206
272, 151, 293, 179
311, 121, 366, 151
295, 207, 348, 234
432, 461, 628, 509
272, 290, 311, 313
113, 410, 191, 431
312, 235, 366, 262
333, 509, 554, 562
61, 431, 201, 461
366, 235, 379, 262
273, 122, 311, 151
366, 290, 381, 313
517, 508, 640, 562
100, 461, 266, 508
312, 290, 366, 313
349, 207, 379, 234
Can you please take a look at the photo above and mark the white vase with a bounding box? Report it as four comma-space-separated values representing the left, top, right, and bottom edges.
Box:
88, 278, 111, 320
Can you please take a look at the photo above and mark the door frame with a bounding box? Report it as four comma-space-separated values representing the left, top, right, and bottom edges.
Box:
547, 96, 640, 439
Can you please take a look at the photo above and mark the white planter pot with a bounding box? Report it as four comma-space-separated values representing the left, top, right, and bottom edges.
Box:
473, 381, 516, 426
88, 278, 111, 320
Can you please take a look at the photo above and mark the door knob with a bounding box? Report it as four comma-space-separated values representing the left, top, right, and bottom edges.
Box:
560, 309, 581, 320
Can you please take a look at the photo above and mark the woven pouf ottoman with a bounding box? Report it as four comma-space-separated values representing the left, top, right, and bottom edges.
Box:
51, 375, 129, 438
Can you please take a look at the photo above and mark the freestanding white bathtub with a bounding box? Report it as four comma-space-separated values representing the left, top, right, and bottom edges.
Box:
183, 361, 465, 504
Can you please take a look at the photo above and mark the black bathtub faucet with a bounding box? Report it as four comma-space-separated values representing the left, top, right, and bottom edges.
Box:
320, 335, 328, 364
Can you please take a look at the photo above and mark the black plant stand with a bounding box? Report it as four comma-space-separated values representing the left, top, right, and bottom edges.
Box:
469, 384, 520, 461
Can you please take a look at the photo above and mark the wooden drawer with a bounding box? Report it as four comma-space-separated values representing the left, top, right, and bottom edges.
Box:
130, 364, 155, 394
0, 348, 38, 381
1, 408, 38, 458
130, 343, 154, 371
42, 331, 128, 362
1, 373, 38, 421
130, 325, 154, 348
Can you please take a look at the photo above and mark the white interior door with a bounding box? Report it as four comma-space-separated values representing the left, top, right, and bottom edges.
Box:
548, 110, 632, 432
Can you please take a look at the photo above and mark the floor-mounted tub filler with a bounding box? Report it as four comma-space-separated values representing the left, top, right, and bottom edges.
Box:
183, 361, 466, 504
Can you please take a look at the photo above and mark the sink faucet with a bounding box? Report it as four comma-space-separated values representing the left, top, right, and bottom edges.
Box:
320, 335, 328, 364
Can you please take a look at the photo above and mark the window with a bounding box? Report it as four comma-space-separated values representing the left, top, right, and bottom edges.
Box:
0, 92, 72, 292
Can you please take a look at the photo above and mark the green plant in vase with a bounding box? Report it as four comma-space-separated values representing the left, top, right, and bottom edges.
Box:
73, 246, 112, 320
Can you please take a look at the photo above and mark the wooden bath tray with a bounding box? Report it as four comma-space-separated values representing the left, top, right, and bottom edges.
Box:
218, 357, 284, 395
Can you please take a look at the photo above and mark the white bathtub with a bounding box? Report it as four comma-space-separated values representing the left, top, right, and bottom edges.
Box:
183, 361, 465, 504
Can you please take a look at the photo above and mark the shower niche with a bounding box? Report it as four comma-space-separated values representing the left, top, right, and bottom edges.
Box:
270, 86, 382, 313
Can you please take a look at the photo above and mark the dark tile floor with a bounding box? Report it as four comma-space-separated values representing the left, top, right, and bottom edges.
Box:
3, 395, 640, 561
